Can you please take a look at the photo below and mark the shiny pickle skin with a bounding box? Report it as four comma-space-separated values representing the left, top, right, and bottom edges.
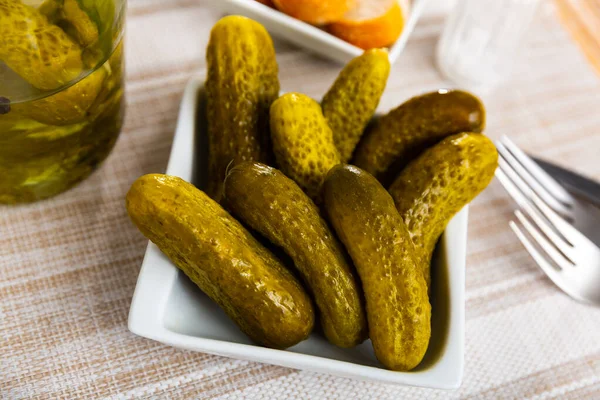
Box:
205, 15, 279, 202
126, 174, 314, 349
12, 66, 107, 125
389, 132, 498, 285
270, 93, 341, 203
40, 0, 99, 47
323, 165, 431, 371
223, 162, 367, 348
60, 0, 100, 47
353, 90, 485, 186
322, 49, 390, 163
0, 0, 83, 90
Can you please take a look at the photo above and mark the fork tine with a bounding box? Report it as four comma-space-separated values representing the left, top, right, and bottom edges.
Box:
497, 140, 572, 215
510, 220, 564, 283
496, 168, 576, 260
500, 136, 573, 205
514, 209, 574, 269
510, 220, 597, 303
497, 159, 579, 245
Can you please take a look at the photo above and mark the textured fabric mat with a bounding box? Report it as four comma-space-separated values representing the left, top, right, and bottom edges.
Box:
2, 0, 600, 398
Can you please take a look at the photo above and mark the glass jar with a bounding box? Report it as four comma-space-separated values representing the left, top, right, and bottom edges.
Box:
436, 0, 540, 90
0, 0, 126, 204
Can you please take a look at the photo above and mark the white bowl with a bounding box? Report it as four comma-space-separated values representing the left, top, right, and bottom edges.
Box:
213, 0, 429, 64
128, 78, 466, 389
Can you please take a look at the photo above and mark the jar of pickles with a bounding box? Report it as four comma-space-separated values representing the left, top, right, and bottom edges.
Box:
0, 0, 125, 203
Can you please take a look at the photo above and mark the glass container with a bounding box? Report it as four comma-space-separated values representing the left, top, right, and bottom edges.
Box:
436, 0, 541, 90
0, 0, 126, 203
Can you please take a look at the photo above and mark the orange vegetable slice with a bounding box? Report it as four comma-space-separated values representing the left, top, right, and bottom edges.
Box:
328, 0, 407, 50
255, 0, 274, 7
272, 0, 353, 25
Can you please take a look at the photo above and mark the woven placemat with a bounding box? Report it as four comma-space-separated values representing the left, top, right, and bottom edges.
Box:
2, 0, 600, 398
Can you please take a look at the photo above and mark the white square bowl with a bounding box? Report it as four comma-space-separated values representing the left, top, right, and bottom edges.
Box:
128, 78, 466, 389
213, 0, 429, 64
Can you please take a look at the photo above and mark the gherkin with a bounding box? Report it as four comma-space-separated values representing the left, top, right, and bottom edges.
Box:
0, 0, 83, 90
323, 164, 431, 371
205, 15, 279, 202
126, 174, 315, 349
224, 162, 367, 348
270, 92, 340, 203
353, 89, 485, 186
389, 132, 498, 286
322, 49, 390, 163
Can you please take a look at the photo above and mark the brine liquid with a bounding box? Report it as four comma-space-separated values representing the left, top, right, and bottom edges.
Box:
0, 0, 125, 204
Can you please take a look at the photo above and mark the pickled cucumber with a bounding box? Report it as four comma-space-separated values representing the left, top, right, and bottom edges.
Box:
388, 132, 498, 285
224, 162, 367, 348
126, 174, 315, 349
205, 15, 279, 202
39, 0, 62, 21
322, 49, 390, 163
0, 0, 83, 90
353, 89, 485, 185
323, 165, 431, 371
63, 0, 99, 46
40, 0, 99, 47
270, 93, 340, 202
12, 66, 106, 125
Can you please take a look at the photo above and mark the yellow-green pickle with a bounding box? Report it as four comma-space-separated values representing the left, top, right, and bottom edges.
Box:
389, 132, 498, 286
0, 0, 125, 204
321, 48, 390, 163
270, 92, 341, 203
323, 164, 431, 371
353, 89, 485, 185
223, 162, 367, 348
126, 174, 315, 349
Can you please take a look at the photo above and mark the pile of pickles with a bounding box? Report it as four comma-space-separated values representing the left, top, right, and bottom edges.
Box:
126, 16, 498, 371
0, 0, 125, 204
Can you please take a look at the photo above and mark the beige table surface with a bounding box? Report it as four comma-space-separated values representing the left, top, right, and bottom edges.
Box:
2, 0, 600, 399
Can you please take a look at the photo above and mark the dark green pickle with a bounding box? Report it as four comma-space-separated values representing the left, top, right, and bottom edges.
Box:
388, 132, 498, 285
126, 174, 315, 349
224, 162, 367, 348
353, 89, 485, 186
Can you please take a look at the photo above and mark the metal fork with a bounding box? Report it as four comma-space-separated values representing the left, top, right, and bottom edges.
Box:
495, 136, 600, 305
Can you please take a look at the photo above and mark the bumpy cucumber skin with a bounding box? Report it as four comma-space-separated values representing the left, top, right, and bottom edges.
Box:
0, 0, 83, 90
61, 0, 100, 47
322, 49, 390, 163
224, 162, 367, 348
205, 15, 279, 202
323, 165, 431, 371
13, 66, 106, 125
126, 174, 314, 349
389, 132, 498, 285
39, 0, 99, 47
353, 90, 485, 186
270, 93, 340, 203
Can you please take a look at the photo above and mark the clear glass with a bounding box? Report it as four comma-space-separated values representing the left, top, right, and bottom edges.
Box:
0, 0, 126, 204
436, 0, 540, 90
